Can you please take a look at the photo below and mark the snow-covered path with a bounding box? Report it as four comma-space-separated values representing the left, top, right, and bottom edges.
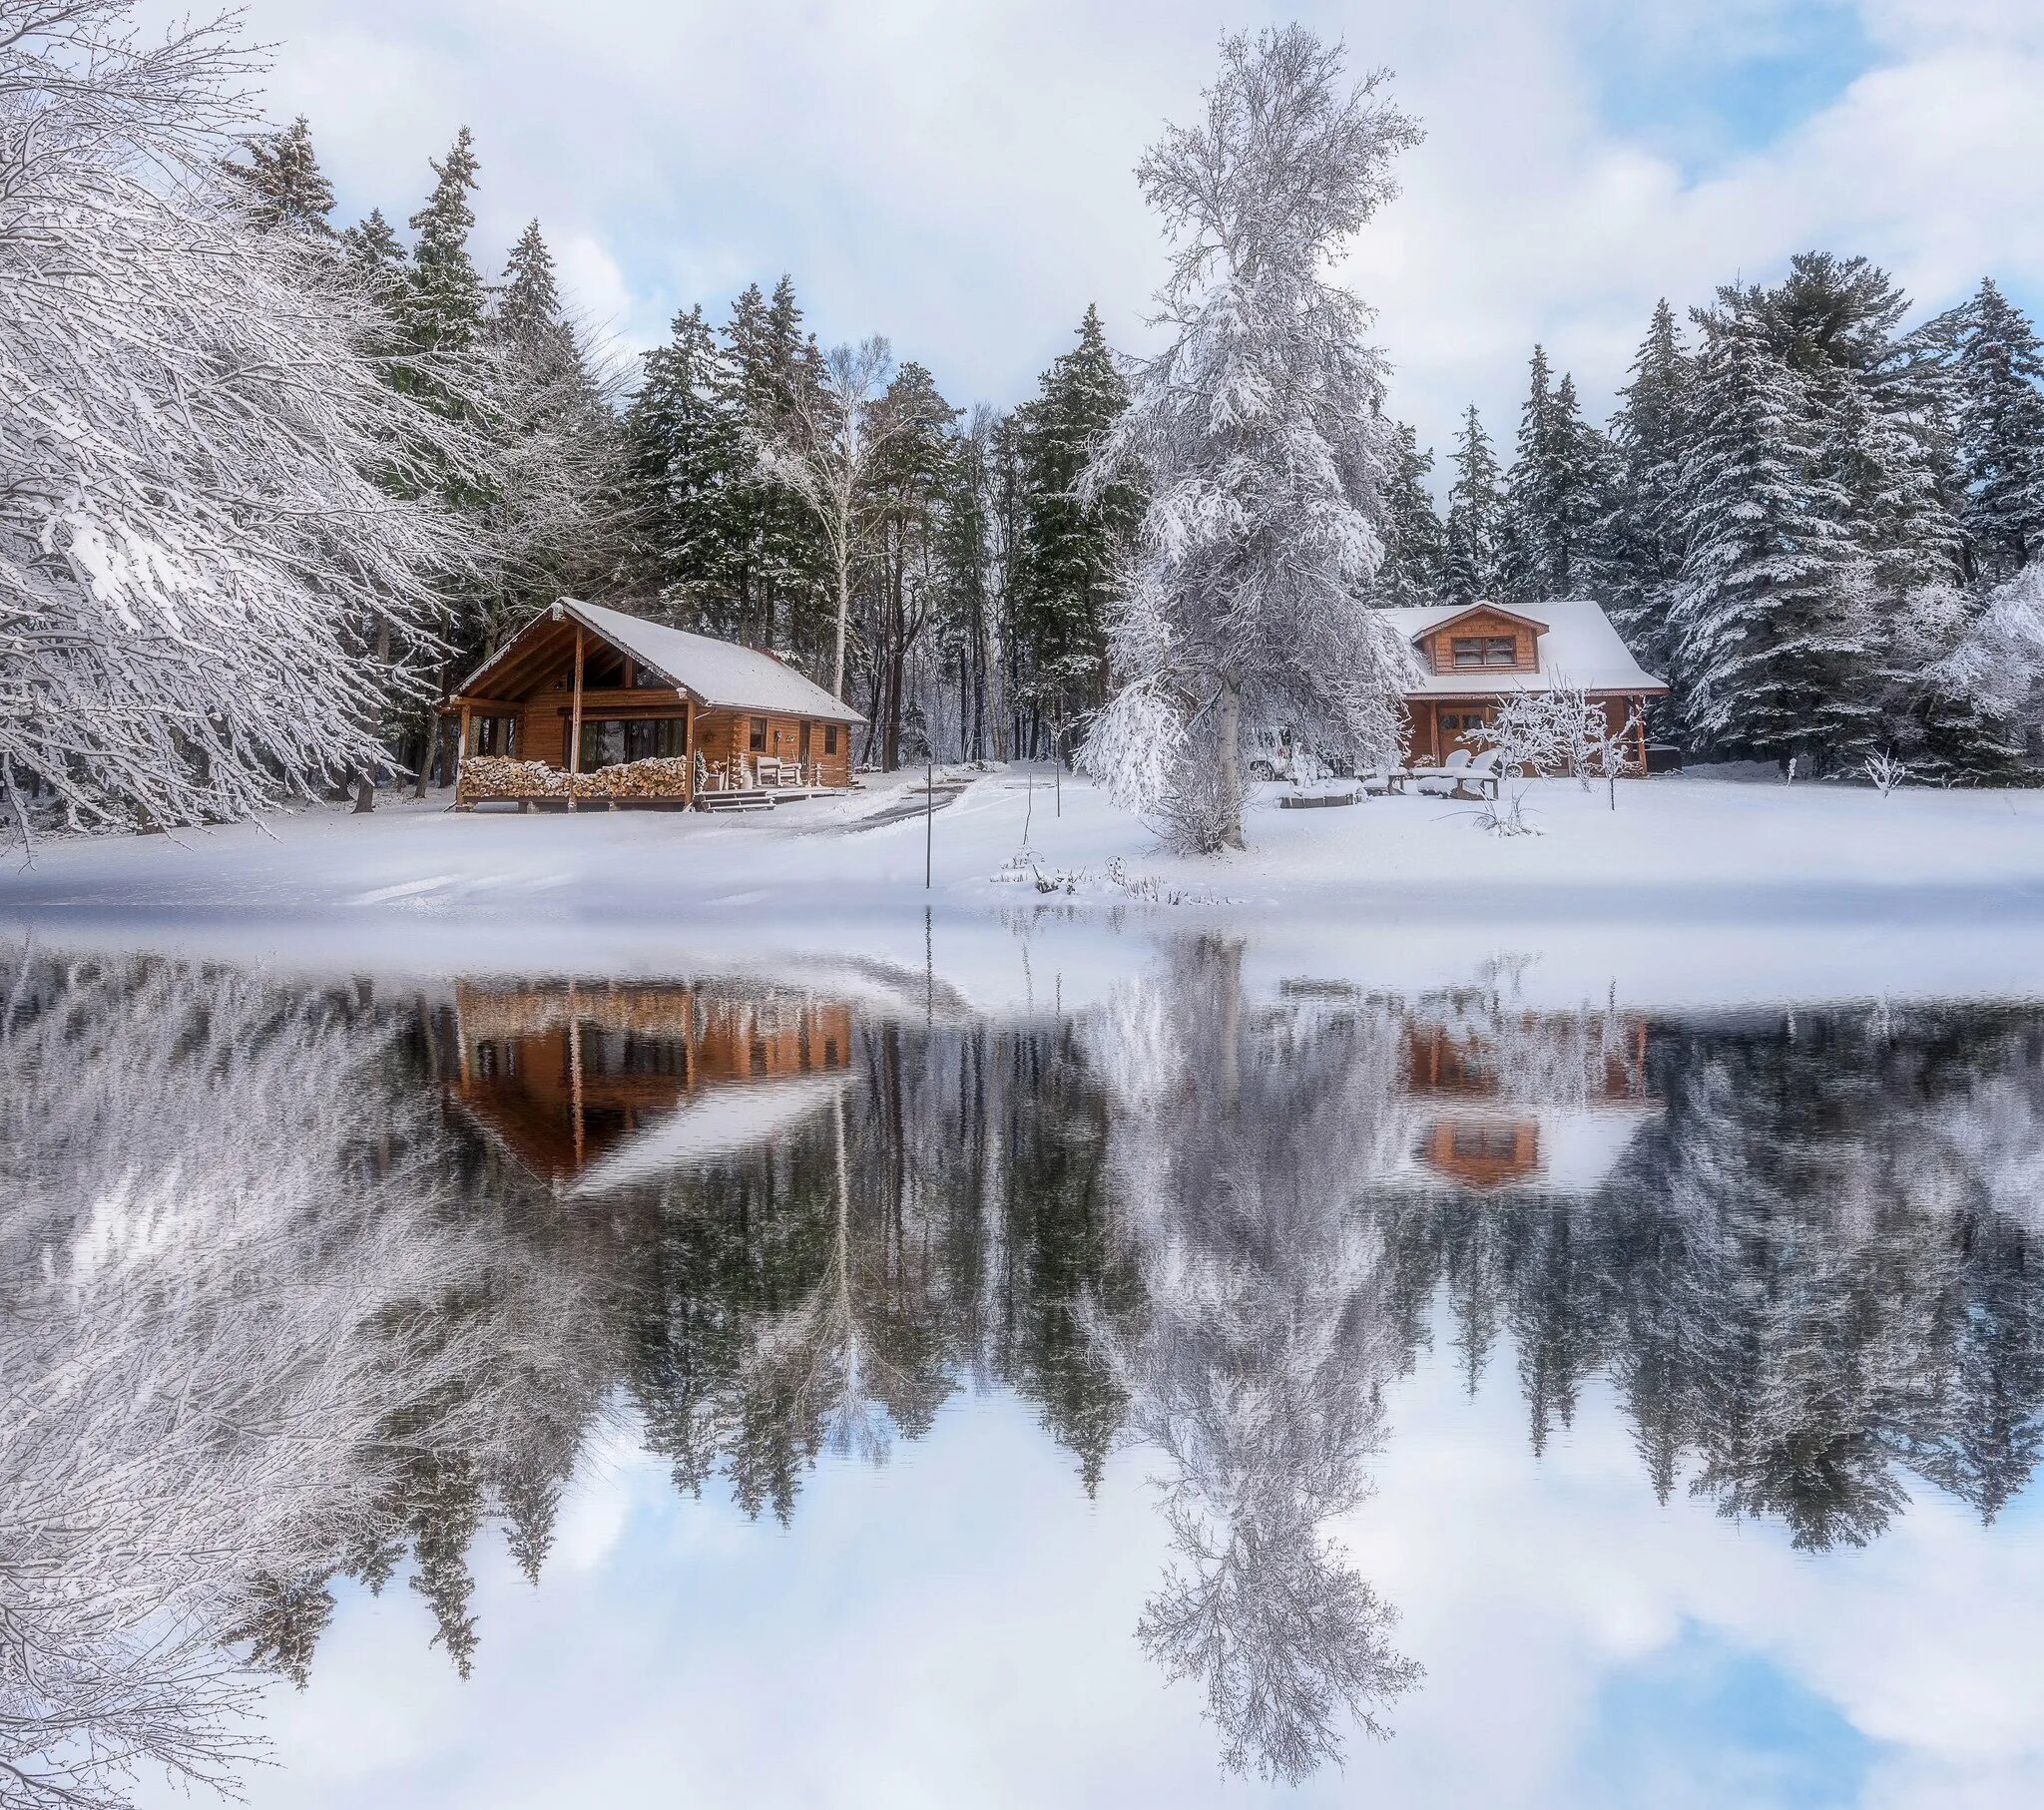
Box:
5, 767, 2043, 1012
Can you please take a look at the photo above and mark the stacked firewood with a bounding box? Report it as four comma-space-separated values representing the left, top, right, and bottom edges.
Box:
456, 755, 695, 806
573, 757, 695, 799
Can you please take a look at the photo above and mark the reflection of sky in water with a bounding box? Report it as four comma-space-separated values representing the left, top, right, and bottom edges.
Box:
7, 943, 2041, 1809
195, 1348, 2044, 1810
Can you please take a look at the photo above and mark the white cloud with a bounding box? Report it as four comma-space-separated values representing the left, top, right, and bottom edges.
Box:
143, 0, 2044, 470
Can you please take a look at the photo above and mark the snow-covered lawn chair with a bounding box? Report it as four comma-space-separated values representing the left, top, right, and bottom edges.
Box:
1415, 748, 1471, 796
1457, 749, 1503, 799
1359, 763, 1400, 796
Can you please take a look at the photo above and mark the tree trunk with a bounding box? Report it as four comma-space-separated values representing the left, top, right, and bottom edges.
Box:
1217, 675, 1246, 850
352, 770, 376, 813
412, 714, 441, 800
831, 539, 851, 700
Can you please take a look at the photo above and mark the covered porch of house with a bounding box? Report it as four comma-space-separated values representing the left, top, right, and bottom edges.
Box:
1401, 691, 1655, 772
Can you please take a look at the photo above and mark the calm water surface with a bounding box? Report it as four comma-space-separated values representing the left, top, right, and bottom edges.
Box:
4, 939, 2042, 1808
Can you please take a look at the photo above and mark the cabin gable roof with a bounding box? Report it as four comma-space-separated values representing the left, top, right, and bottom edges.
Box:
1407, 602, 1551, 649
1374, 599, 1669, 696
456, 598, 865, 724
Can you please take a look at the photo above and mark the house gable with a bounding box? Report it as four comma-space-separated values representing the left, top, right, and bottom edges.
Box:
1413, 604, 1548, 678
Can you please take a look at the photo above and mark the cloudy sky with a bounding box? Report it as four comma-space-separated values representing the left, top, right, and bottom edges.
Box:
179, 0, 2044, 472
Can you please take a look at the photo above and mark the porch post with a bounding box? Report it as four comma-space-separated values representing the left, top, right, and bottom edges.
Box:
1632, 696, 1648, 773
455, 702, 471, 808
684, 697, 696, 804
567, 625, 585, 810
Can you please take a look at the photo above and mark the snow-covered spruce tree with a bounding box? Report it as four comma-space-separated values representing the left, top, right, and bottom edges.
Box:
1607, 299, 1693, 680
624, 303, 747, 621
1503, 349, 1618, 605
1442, 403, 1505, 606
723, 276, 826, 655
221, 114, 334, 235
0, 0, 478, 840
1372, 422, 1446, 606
479, 220, 629, 654
1669, 303, 1869, 767
1009, 304, 1139, 750
1080, 28, 1423, 853
1944, 278, 2044, 584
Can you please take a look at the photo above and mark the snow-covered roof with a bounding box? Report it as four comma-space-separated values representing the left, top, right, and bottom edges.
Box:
1375, 600, 1668, 696
461, 597, 864, 722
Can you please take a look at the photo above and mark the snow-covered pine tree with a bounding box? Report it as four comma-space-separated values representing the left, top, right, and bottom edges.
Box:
1080, 27, 1423, 852
1443, 403, 1504, 606
722, 277, 824, 653
624, 304, 746, 622
1, 0, 479, 839
1947, 278, 2044, 583
224, 115, 335, 234
1670, 303, 1870, 767
481, 221, 628, 653
1607, 299, 1692, 678
343, 207, 406, 299
406, 127, 485, 361
1373, 422, 1446, 606
1009, 304, 1138, 750
1504, 349, 1616, 603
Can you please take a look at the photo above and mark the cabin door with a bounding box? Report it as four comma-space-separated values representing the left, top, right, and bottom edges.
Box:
798, 721, 812, 774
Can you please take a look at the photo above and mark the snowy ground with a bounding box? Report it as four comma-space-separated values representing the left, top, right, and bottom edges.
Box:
4, 764, 2043, 1012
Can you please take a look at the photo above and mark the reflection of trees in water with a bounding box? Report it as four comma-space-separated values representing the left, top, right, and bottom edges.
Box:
1374, 1005, 2044, 1551
0, 952, 605, 1808
620, 1016, 1140, 1518
1086, 941, 1424, 1782
8, 945, 2044, 1805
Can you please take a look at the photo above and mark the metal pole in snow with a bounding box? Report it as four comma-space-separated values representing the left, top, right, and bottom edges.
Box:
925, 753, 933, 889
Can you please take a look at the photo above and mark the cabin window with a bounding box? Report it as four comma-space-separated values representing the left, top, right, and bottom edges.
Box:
584, 647, 628, 688
472, 714, 518, 756
1439, 710, 1491, 746
750, 716, 767, 752
1451, 635, 1519, 670
823, 724, 839, 755
577, 716, 685, 768
630, 662, 670, 688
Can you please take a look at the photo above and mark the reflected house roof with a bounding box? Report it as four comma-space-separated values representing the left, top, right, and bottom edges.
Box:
1399, 1016, 1662, 1192
445, 981, 853, 1188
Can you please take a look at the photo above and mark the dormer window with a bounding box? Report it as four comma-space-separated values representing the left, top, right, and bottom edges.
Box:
1451, 635, 1519, 670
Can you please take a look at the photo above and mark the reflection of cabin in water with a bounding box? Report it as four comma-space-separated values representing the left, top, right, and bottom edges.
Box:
1403, 1017, 1656, 1192
447, 981, 853, 1188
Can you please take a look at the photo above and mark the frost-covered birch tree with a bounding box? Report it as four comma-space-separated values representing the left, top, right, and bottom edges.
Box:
0, 1, 481, 839
756, 336, 899, 701
1079, 27, 1423, 852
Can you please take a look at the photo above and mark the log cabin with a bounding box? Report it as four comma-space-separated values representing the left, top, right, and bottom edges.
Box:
446, 597, 863, 810
1378, 600, 1669, 770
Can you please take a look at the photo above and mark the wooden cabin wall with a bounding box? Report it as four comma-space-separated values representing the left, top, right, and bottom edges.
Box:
1401, 693, 1645, 768
508, 686, 690, 770
693, 708, 853, 787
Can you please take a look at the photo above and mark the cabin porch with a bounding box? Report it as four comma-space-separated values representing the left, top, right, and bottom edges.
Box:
445, 606, 857, 812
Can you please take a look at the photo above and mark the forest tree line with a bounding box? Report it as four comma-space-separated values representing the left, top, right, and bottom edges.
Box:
9, 3, 2044, 846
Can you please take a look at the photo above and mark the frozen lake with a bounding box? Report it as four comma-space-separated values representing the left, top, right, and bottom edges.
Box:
5, 930, 2044, 1808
